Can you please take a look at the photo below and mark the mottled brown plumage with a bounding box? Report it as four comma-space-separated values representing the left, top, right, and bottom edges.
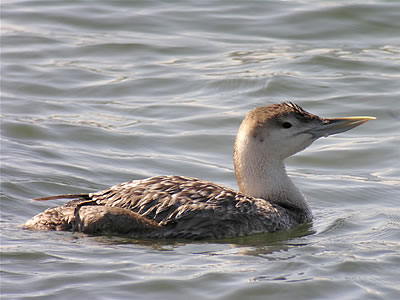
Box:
24, 103, 374, 239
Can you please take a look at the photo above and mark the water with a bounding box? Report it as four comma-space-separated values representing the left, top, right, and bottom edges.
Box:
1, 0, 400, 299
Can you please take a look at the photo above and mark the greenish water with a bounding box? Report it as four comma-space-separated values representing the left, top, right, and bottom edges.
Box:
1, 1, 400, 299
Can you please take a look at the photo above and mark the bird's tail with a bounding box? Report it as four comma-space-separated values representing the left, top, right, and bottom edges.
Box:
33, 194, 91, 201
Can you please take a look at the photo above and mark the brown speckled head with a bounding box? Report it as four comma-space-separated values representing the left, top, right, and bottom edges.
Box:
244, 102, 321, 133
234, 102, 374, 201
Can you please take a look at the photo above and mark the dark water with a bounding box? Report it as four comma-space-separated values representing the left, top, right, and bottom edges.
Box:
1, 1, 400, 299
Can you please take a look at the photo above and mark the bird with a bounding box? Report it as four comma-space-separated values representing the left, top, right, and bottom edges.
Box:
23, 102, 375, 239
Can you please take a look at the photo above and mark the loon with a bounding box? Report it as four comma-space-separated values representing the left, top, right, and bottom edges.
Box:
24, 103, 375, 239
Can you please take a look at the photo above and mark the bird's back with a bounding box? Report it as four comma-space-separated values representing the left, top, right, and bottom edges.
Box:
24, 175, 302, 239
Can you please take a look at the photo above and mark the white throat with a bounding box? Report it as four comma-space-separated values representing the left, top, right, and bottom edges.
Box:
233, 124, 311, 215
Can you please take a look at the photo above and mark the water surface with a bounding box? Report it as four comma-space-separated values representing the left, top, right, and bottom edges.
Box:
1, 1, 400, 299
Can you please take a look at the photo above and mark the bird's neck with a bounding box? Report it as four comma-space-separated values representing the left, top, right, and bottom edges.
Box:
233, 136, 311, 218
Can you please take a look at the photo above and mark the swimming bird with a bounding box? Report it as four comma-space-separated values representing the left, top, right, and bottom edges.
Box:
24, 103, 374, 239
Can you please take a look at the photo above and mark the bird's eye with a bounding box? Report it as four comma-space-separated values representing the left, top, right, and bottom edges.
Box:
282, 122, 292, 129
